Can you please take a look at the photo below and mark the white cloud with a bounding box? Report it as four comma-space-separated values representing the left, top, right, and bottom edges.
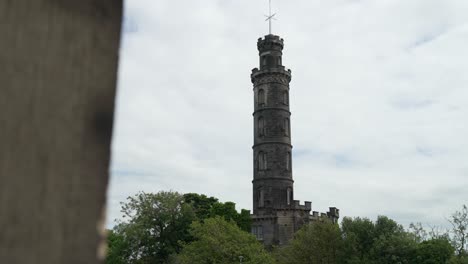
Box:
107, 0, 468, 228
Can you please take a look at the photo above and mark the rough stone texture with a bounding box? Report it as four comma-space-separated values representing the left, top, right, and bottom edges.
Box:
250, 35, 339, 247
0, 1, 122, 263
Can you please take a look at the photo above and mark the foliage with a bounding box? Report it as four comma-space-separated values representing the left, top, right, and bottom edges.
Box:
340, 217, 375, 263
338, 216, 418, 264
182, 193, 218, 220
106, 191, 252, 263
108, 191, 196, 264
368, 216, 417, 264
413, 238, 454, 264
175, 216, 274, 264
409, 222, 428, 242
448, 255, 468, 264
210, 201, 252, 232
449, 205, 468, 256
275, 215, 456, 264
275, 220, 342, 264
106, 229, 130, 264
106, 191, 464, 264
183, 193, 252, 232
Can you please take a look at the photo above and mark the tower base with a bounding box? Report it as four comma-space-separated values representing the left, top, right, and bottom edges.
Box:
251, 205, 339, 247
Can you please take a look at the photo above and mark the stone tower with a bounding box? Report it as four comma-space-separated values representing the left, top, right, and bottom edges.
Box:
250, 34, 339, 247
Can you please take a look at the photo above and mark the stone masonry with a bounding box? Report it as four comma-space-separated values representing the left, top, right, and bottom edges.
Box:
250, 34, 339, 247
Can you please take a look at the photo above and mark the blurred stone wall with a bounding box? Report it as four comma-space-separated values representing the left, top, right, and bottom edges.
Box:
0, 1, 122, 263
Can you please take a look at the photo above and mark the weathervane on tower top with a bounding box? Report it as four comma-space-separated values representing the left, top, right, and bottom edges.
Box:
264, 0, 276, 35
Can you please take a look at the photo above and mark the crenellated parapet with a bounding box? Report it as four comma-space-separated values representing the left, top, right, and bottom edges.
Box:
257, 35, 284, 53
290, 200, 312, 211
254, 34, 288, 72
251, 67, 291, 86
310, 207, 340, 223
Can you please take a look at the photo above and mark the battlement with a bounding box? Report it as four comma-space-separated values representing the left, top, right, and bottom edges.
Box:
289, 199, 312, 211
327, 207, 340, 218
310, 207, 340, 223
252, 67, 291, 74
258, 34, 284, 42
257, 34, 284, 52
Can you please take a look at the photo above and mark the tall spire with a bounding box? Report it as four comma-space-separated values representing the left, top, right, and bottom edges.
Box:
264, 0, 276, 35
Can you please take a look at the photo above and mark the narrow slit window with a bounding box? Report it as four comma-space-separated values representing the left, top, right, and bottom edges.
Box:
259, 189, 264, 207
258, 89, 265, 106
258, 117, 265, 137
283, 91, 289, 105
258, 151, 265, 170
284, 118, 290, 136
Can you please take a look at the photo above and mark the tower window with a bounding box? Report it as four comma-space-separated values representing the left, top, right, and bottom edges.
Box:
258, 151, 267, 170
258, 117, 265, 137
258, 189, 264, 207
252, 226, 263, 240
286, 152, 291, 171
287, 188, 292, 205
258, 89, 265, 106
258, 151, 263, 170
257, 226, 263, 240
284, 118, 290, 137
283, 91, 289, 105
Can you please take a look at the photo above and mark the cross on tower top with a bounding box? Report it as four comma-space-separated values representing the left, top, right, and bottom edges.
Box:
264, 0, 276, 35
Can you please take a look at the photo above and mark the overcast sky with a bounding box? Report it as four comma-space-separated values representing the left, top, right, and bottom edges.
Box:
107, 0, 468, 229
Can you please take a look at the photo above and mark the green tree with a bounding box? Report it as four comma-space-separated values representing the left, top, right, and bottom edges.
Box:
275, 220, 342, 264
368, 216, 417, 264
109, 191, 196, 264
449, 205, 468, 256
407, 223, 455, 263
369, 231, 417, 264
183, 193, 218, 220
413, 238, 454, 264
106, 229, 130, 264
340, 217, 375, 263
210, 201, 252, 232
409, 222, 428, 243
175, 216, 274, 264
106, 192, 254, 263
340, 216, 428, 264
448, 256, 468, 264
183, 193, 252, 232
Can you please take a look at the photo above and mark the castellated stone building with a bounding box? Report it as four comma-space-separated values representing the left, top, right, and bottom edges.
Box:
250, 34, 339, 247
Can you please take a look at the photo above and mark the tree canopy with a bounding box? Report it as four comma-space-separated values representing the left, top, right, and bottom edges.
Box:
106, 191, 253, 263
106, 193, 466, 264
175, 216, 274, 264
275, 215, 462, 264
183, 193, 251, 232
274, 219, 341, 264
110, 191, 196, 263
